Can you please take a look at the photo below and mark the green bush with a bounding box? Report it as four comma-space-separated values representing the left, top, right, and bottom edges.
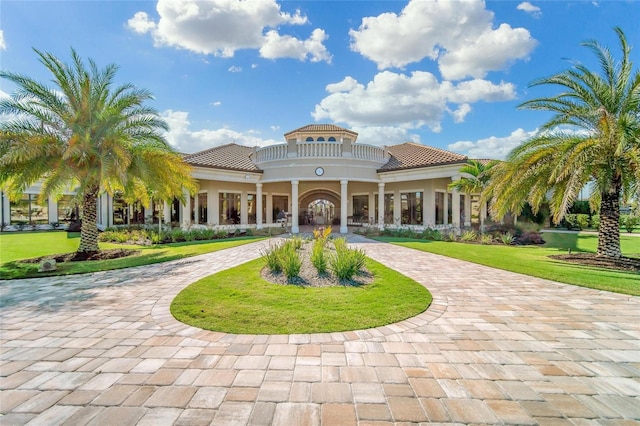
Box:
499, 232, 514, 245
479, 234, 493, 245
279, 242, 302, 281
590, 214, 600, 230
261, 243, 283, 273
565, 214, 589, 230
311, 239, 328, 274
461, 230, 477, 242
330, 239, 366, 281
421, 228, 442, 241
621, 214, 639, 233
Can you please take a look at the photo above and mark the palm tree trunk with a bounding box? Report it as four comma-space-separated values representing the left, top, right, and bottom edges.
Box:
597, 187, 622, 258
75, 186, 100, 259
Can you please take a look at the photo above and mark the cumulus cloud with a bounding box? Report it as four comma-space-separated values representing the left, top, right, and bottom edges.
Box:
448, 128, 537, 159
228, 65, 242, 73
312, 71, 516, 132
0, 30, 6, 50
351, 125, 421, 147
162, 110, 280, 153
260, 28, 331, 63
127, 0, 330, 62
517, 2, 542, 17
349, 0, 537, 79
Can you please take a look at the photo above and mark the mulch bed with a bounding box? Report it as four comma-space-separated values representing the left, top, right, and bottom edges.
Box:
20, 249, 139, 264
549, 253, 640, 272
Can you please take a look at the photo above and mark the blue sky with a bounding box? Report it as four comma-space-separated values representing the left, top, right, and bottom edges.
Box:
1, 0, 638, 159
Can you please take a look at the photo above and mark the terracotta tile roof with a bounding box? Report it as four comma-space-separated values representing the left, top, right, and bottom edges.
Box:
183, 144, 262, 172
284, 124, 358, 137
379, 142, 468, 172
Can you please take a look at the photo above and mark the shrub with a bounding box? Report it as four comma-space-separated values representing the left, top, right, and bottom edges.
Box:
261, 243, 283, 273
499, 232, 514, 245
170, 228, 186, 243
461, 230, 477, 242
279, 242, 302, 281
479, 234, 493, 245
330, 247, 366, 281
590, 214, 600, 230
446, 231, 458, 242
311, 239, 328, 274
333, 237, 348, 252
564, 214, 589, 230
515, 231, 545, 245
621, 214, 639, 233
421, 228, 442, 241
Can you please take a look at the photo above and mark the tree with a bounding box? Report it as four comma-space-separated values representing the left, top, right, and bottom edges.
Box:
0, 48, 195, 259
449, 159, 499, 232
487, 28, 640, 258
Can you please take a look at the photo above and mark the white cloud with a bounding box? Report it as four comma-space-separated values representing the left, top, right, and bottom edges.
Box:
517, 2, 542, 18
260, 28, 331, 62
127, 0, 330, 62
0, 30, 6, 50
351, 125, 420, 147
312, 71, 516, 132
211, 101, 221, 107
228, 65, 242, 73
162, 110, 280, 153
448, 128, 537, 159
349, 0, 537, 79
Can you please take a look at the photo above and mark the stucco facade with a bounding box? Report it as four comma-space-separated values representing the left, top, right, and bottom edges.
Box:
1, 124, 481, 233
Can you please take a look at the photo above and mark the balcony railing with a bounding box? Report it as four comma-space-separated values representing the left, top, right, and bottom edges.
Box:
254, 142, 387, 163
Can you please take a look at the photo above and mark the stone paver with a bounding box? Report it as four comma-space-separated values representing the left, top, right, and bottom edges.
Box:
1, 236, 639, 424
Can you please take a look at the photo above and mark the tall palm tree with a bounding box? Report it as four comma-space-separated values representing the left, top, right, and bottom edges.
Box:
487, 28, 639, 258
449, 159, 499, 231
0, 48, 195, 259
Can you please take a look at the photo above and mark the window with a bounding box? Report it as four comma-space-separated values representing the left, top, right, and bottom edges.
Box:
352, 195, 368, 223
130, 201, 145, 224
220, 192, 241, 224
171, 198, 180, 223
198, 193, 207, 223
447, 193, 453, 224
401, 192, 422, 224
306, 137, 314, 142
317, 137, 325, 141
151, 200, 163, 224
272, 195, 288, 222
435, 192, 444, 225
248, 194, 267, 224
460, 194, 466, 224
58, 195, 78, 223
374, 193, 394, 224
10, 194, 49, 225
112, 194, 128, 225
328, 137, 336, 142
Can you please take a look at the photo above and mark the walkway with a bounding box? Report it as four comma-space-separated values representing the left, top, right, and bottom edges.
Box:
1, 237, 639, 425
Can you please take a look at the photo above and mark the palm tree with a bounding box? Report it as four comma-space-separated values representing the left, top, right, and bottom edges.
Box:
0, 48, 195, 259
449, 159, 499, 232
487, 28, 639, 258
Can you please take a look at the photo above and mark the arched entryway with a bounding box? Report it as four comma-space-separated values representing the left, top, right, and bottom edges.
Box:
299, 189, 341, 227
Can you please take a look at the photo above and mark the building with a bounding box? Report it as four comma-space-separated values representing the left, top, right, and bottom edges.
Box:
1, 124, 483, 233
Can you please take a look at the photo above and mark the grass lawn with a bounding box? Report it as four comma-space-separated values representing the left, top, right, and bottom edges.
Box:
171, 257, 432, 334
0, 231, 264, 280
376, 232, 640, 296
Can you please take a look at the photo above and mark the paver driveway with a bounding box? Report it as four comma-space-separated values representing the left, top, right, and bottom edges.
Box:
1, 237, 639, 425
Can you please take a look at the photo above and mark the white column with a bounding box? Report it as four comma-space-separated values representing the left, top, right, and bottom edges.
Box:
291, 180, 299, 234
393, 189, 401, 226
0, 191, 10, 226
193, 194, 199, 225
182, 189, 191, 228
340, 180, 348, 234
49, 195, 58, 224
378, 183, 385, 230
368, 192, 375, 225
443, 192, 449, 225
163, 201, 171, 224
212, 191, 219, 226
451, 188, 461, 230
240, 191, 248, 225
256, 183, 263, 229
424, 184, 434, 227
266, 193, 273, 225
144, 200, 153, 224
464, 194, 472, 227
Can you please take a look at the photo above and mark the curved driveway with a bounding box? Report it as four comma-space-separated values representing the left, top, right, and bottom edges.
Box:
1, 237, 639, 425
